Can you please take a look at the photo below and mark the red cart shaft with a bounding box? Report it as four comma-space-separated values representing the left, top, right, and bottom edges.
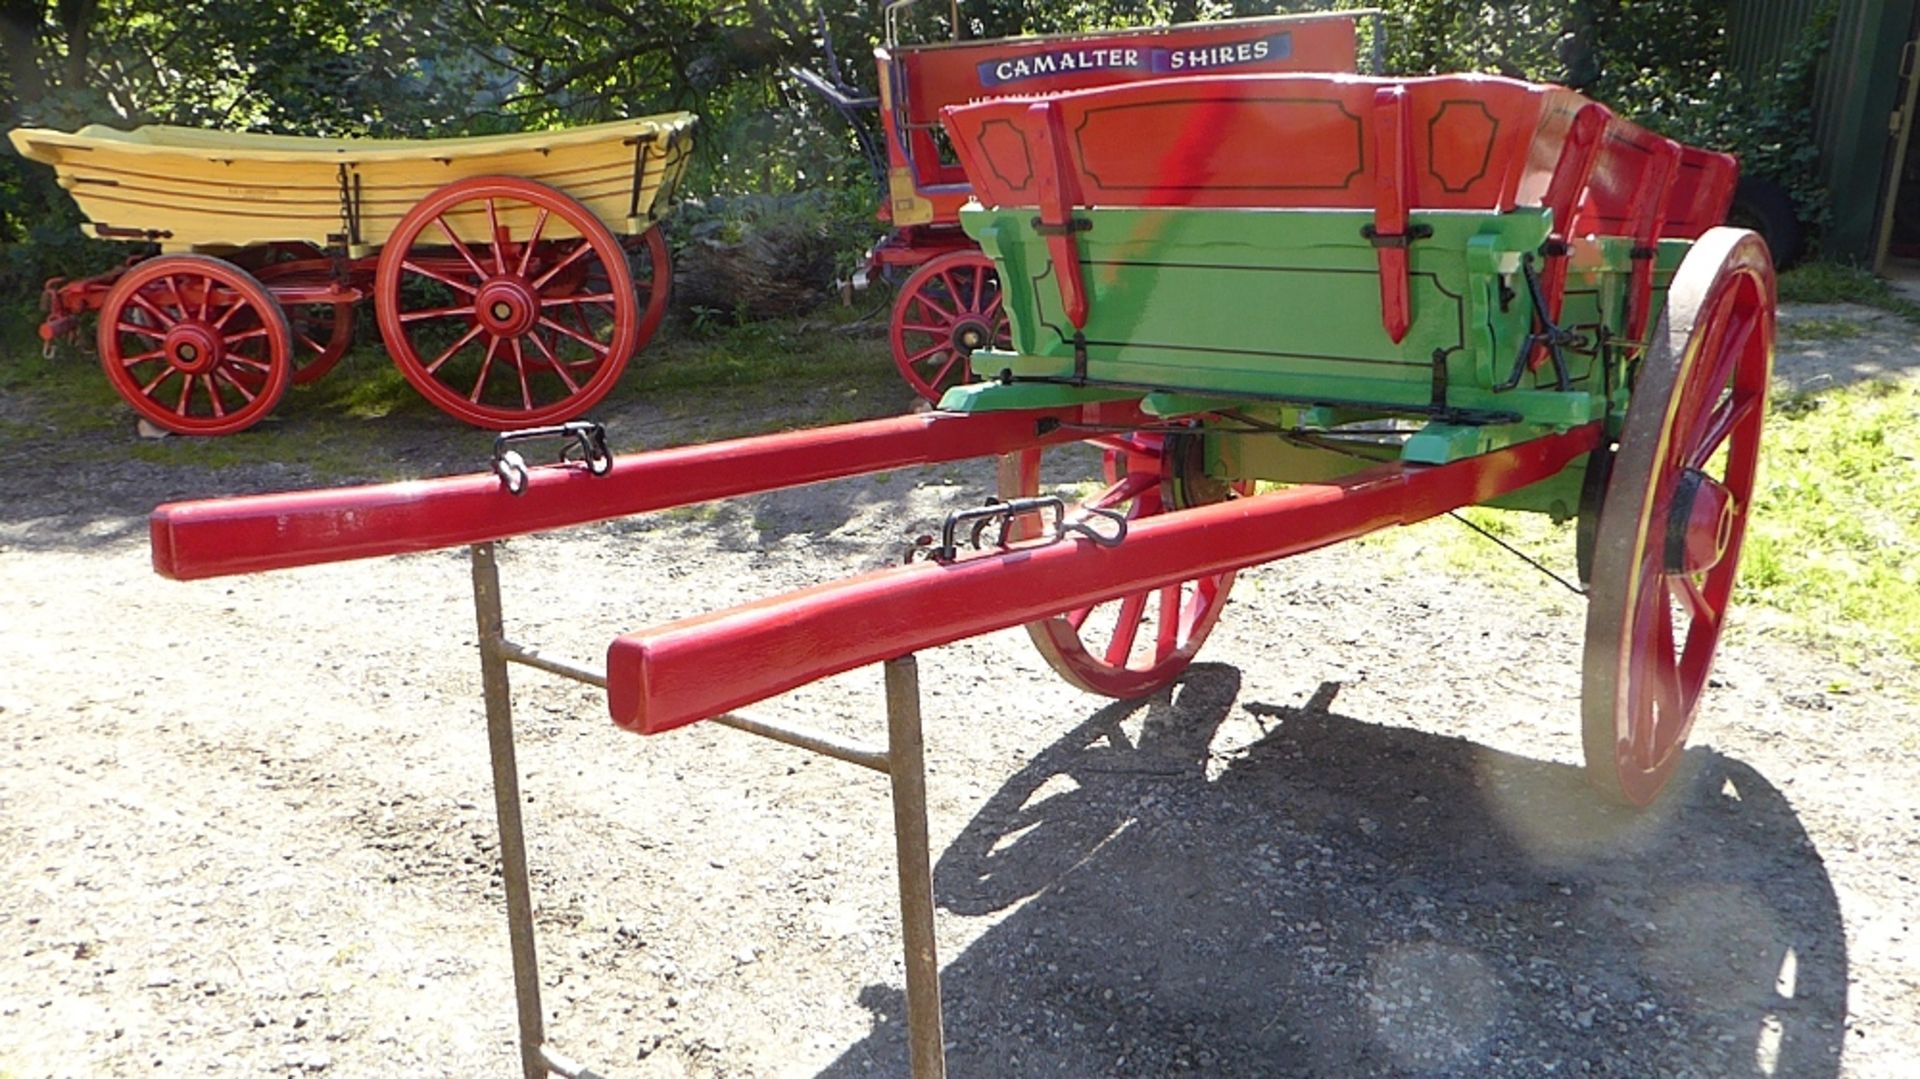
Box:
606, 423, 1603, 735
150, 403, 1141, 581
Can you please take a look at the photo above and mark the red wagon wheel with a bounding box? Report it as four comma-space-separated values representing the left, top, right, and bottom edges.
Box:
890, 250, 1010, 404
374, 176, 639, 429
1000, 430, 1246, 697
1582, 228, 1775, 805
96, 255, 292, 436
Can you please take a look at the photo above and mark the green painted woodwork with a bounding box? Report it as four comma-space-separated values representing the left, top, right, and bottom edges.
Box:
936, 380, 1139, 412
949, 202, 1695, 514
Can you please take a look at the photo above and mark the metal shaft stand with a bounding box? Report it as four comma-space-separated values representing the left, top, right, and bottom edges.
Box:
467, 542, 947, 1078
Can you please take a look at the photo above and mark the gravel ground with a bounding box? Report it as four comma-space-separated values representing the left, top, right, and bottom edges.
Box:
0, 304, 1915, 1078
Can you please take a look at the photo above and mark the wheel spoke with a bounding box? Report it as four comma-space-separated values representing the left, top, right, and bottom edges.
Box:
531, 240, 595, 290
517, 210, 552, 276
1671, 571, 1717, 626
1087, 470, 1158, 512
117, 347, 167, 367
903, 342, 949, 367
200, 374, 226, 418
539, 292, 619, 308
140, 366, 178, 395
926, 350, 965, 389
114, 321, 166, 343
130, 292, 180, 329
399, 303, 479, 324
1155, 583, 1182, 652
536, 316, 612, 356
434, 214, 492, 280
912, 289, 957, 323
486, 198, 507, 274
511, 337, 533, 410
1065, 605, 1093, 631
970, 266, 985, 310
214, 367, 261, 403
1684, 390, 1763, 470
528, 331, 582, 393
403, 259, 480, 296
427, 323, 488, 375
1102, 591, 1149, 667
468, 336, 503, 402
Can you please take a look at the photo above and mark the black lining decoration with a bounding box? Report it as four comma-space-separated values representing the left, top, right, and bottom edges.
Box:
1425, 100, 1500, 193
977, 118, 1035, 192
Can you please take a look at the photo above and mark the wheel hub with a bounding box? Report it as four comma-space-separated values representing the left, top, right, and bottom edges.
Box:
951, 318, 991, 354
165, 323, 224, 375
474, 278, 539, 337
1665, 468, 1737, 575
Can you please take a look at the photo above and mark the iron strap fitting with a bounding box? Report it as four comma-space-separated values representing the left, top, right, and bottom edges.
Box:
1361, 223, 1433, 248
1629, 245, 1658, 260
332, 163, 363, 247
626, 132, 658, 221
906, 496, 1127, 564
1493, 253, 1583, 393
1030, 216, 1092, 237
492, 421, 614, 495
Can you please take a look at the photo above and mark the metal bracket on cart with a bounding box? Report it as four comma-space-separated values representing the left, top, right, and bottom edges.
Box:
907, 495, 1127, 563
1494, 253, 1585, 393
492, 421, 614, 495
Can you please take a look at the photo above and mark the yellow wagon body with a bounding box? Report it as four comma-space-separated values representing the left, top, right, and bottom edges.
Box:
8, 113, 695, 252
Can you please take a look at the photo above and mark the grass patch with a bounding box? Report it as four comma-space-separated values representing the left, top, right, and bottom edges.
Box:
1741, 377, 1920, 665
1779, 316, 1867, 341
1360, 376, 1920, 673
1777, 261, 1920, 322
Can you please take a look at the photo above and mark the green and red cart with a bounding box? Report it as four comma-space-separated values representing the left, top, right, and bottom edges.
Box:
146, 70, 1768, 1079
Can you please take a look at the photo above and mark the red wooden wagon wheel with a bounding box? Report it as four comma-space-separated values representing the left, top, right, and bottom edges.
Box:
1582, 227, 1775, 805
890, 250, 1010, 403
374, 176, 640, 429
243, 243, 355, 385
1000, 430, 1248, 697
97, 255, 292, 436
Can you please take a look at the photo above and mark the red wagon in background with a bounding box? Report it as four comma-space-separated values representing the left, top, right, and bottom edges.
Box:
800, 1, 1381, 401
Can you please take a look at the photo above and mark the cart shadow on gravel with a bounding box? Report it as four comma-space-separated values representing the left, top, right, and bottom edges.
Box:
822, 666, 1846, 1077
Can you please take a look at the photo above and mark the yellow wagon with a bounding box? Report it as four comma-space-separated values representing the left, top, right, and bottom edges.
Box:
10, 113, 694, 434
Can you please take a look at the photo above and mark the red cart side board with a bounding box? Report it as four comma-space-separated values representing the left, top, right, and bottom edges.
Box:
149, 404, 1143, 581
605, 423, 1604, 736
942, 72, 1736, 237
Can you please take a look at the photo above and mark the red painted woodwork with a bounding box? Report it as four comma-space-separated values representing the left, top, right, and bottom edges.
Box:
605, 424, 1603, 735
1027, 100, 1091, 328
148, 403, 1143, 581
944, 74, 1581, 213
1369, 86, 1415, 343
880, 15, 1360, 200
942, 73, 1735, 243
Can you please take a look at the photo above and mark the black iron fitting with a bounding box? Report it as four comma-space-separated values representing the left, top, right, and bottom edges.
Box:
906, 496, 1127, 564
1072, 332, 1089, 384
1493, 253, 1577, 393
1630, 244, 1659, 260
1361, 223, 1434, 249
1540, 236, 1572, 258
491, 421, 614, 495
1031, 216, 1092, 236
